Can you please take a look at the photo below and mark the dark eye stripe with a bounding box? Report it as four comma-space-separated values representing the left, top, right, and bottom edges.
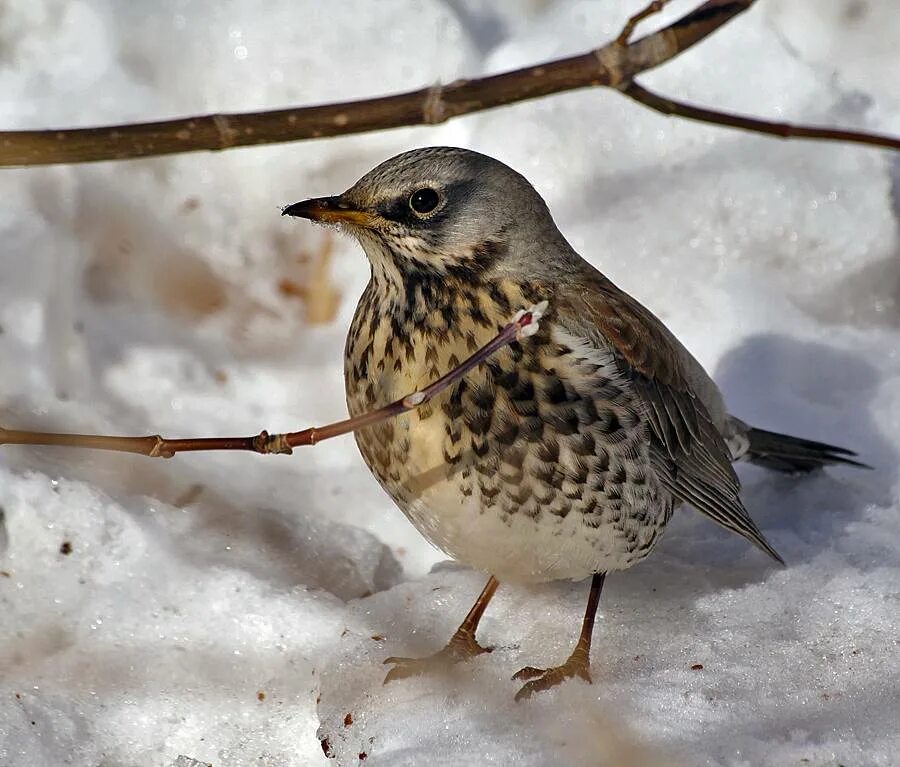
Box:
378, 179, 475, 226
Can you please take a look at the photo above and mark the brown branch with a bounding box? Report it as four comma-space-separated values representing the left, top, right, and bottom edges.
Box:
2, 1, 895, 167
623, 82, 900, 150
5, 0, 894, 167
0, 302, 547, 459
0, 1, 765, 167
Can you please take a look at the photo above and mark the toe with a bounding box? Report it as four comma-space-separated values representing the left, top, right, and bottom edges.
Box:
512, 666, 546, 682
512, 660, 593, 701
514, 675, 556, 702
513, 667, 562, 701
383, 666, 404, 685
383, 662, 421, 685
514, 682, 537, 702
382, 656, 428, 685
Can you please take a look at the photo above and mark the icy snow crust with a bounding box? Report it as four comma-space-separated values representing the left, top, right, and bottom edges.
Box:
1, 1, 898, 765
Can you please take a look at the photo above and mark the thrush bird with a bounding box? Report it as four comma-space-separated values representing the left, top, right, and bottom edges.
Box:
283, 147, 865, 700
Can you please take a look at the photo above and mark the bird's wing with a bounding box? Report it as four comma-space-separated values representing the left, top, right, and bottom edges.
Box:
556, 273, 783, 563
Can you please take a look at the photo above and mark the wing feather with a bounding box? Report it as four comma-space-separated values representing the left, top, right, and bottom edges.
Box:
557, 272, 783, 563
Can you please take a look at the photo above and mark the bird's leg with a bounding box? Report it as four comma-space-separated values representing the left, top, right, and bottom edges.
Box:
513, 572, 606, 702
383, 576, 499, 684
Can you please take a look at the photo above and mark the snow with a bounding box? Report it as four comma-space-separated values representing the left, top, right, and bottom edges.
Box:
0, 1, 898, 765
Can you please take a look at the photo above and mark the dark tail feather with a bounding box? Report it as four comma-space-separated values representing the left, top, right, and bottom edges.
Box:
746, 428, 871, 474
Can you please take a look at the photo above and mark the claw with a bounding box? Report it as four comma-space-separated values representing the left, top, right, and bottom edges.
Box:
383, 655, 451, 684
382, 631, 492, 685
513, 652, 592, 701
511, 665, 546, 682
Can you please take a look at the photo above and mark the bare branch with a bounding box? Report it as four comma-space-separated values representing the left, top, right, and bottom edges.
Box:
0, 0, 891, 169
6, 1, 893, 166
0, 303, 548, 459
0, 1, 791, 167
623, 82, 900, 150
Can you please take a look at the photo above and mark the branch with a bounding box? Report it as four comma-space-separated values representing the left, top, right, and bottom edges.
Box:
624, 82, 900, 150
4, 1, 893, 167
0, 303, 547, 458
4, 0, 736, 166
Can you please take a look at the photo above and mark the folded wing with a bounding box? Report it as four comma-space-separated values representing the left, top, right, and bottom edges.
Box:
557, 272, 783, 563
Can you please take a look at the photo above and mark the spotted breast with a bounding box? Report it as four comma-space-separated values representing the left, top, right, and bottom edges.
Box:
344, 274, 673, 583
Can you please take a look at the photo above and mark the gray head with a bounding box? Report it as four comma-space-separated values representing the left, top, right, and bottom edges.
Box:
283, 147, 574, 283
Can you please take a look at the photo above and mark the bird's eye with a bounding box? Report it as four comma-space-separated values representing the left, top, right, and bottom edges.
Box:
409, 187, 441, 215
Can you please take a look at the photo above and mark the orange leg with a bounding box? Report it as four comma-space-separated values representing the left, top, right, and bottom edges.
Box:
513, 572, 606, 701
384, 576, 499, 684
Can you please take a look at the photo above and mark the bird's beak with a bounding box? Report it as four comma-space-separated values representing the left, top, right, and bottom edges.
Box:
281, 195, 376, 227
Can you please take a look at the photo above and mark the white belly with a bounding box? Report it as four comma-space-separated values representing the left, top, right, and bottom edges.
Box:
402, 477, 667, 583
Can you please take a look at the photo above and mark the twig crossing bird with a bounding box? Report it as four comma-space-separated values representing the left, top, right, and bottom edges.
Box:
283, 147, 866, 700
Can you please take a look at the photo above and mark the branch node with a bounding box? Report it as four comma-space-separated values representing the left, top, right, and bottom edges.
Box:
148, 436, 174, 459
252, 430, 293, 455
592, 45, 628, 90
403, 391, 427, 408
423, 84, 447, 125
212, 114, 237, 150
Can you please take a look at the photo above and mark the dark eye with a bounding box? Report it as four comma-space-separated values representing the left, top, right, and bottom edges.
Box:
409, 187, 440, 215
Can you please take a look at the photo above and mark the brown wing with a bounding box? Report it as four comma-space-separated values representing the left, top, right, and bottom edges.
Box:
557, 273, 783, 564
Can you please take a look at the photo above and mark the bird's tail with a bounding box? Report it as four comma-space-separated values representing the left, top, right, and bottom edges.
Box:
743, 427, 870, 474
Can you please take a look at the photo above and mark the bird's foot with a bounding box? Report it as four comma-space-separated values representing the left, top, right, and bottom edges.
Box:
383, 628, 492, 684
512, 646, 592, 701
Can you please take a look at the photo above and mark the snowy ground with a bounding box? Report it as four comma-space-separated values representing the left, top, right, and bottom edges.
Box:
1, 1, 898, 765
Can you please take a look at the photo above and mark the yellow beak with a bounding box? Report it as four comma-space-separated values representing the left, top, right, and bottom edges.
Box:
282, 196, 377, 227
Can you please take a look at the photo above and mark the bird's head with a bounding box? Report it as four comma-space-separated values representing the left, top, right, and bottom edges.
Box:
283, 146, 570, 283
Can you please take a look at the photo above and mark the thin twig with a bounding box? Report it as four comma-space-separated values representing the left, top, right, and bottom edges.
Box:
0, 303, 548, 459
617, 0, 671, 45
623, 82, 900, 150
3, 1, 893, 167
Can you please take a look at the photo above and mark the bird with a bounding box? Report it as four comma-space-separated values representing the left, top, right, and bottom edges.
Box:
282, 146, 866, 701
